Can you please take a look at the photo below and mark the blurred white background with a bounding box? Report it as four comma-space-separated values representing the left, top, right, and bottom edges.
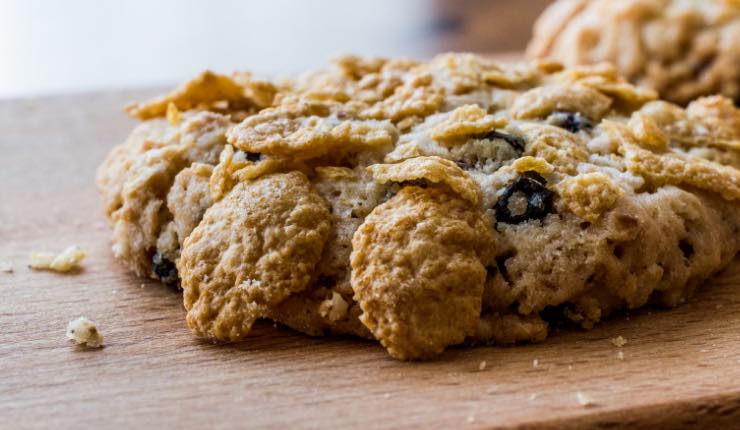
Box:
0, 0, 550, 99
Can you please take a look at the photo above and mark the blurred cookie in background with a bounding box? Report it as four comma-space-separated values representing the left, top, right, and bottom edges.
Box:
526, 0, 740, 105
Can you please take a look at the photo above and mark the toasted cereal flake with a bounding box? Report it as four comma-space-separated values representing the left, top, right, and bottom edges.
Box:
479, 360, 487, 371
610, 336, 627, 347
576, 391, 595, 407
29, 245, 86, 272
0, 261, 13, 273
66, 317, 104, 348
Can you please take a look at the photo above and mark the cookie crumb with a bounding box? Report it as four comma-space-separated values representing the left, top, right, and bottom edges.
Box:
0, 261, 13, 273
609, 336, 627, 347
576, 391, 595, 407
318, 291, 349, 322
532, 359, 539, 369
479, 360, 487, 371
66, 316, 104, 348
617, 350, 625, 360
29, 245, 86, 272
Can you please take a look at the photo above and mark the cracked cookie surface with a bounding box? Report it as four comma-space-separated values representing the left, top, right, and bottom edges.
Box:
98, 53, 740, 360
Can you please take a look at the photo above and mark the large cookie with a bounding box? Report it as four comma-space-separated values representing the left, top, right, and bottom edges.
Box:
97, 53, 740, 360
526, 0, 740, 105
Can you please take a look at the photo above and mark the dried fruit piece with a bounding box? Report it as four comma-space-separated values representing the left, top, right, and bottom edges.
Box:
494, 172, 554, 224
478, 130, 526, 152
152, 252, 178, 285
547, 111, 594, 133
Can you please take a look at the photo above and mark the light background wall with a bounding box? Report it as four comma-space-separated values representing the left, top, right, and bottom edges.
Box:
0, 0, 552, 98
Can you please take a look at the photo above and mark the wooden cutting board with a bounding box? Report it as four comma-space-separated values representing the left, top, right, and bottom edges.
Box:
3, 88, 740, 430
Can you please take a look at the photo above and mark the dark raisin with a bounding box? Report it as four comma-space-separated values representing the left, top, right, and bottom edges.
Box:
244, 152, 262, 162
477, 130, 526, 152
455, 160, 473, 171
551, 112, 593, 133
152, 252, 179, 286
678, 239, 694, 260
494, 171, 554, 225
399, 179, 429, 189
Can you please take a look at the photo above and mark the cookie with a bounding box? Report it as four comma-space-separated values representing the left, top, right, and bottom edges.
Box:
526, 0, 740, 105
97, 53, 740, 360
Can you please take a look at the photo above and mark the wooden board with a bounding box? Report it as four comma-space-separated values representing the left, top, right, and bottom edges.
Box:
3, 89, 740, 430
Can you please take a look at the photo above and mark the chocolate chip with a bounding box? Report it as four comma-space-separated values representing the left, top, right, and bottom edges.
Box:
478, 130, 526, 152
152, 252, 179, 285
551, 112, 593, 133
494, 171, 554, 225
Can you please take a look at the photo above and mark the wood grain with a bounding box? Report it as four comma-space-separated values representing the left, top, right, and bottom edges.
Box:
2, 89, 740, 430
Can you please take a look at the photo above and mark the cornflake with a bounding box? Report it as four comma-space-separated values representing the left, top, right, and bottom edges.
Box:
29, 245, 86, 272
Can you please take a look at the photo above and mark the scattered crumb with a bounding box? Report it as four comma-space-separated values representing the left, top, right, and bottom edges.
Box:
576, 391, 595, 407
318, 291, 349, 321
617, 350, 624, 360
610, 336, 627, 347
383, 393, 390, 399
29, 245, 86, 272
112, 290, 117, 295
479, 360, 487, 371
0, 260, 13, 273
485, 385, 498, 394
466, 415, 476, 424
528, 393, 538, 402
532, 359, 539, 369
700, 349, 709, 353
140, 283, 146, 288
567, 365, 573, 371
66, 316, 103, 348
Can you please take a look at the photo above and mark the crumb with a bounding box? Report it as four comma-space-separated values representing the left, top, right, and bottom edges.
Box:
112, 290, 117, 295
610, 336, 627, 347
700, 348, 709, 353
466, 415, 476, 424
485, 385, 498, 394
383, 393, 390, 399
532, 359, 539, 369
528, 393, 538, 402
140, 283, 146, 288
716, 304, 723, 309
29, 245, 86, 272
567, 365, 573, 371
66, 316, 103, 348
0, 260, 13, 273
576, 391, 595, 407
479, 360, 487, 371
617, 350, 624, 360
318, 291, 349, 322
